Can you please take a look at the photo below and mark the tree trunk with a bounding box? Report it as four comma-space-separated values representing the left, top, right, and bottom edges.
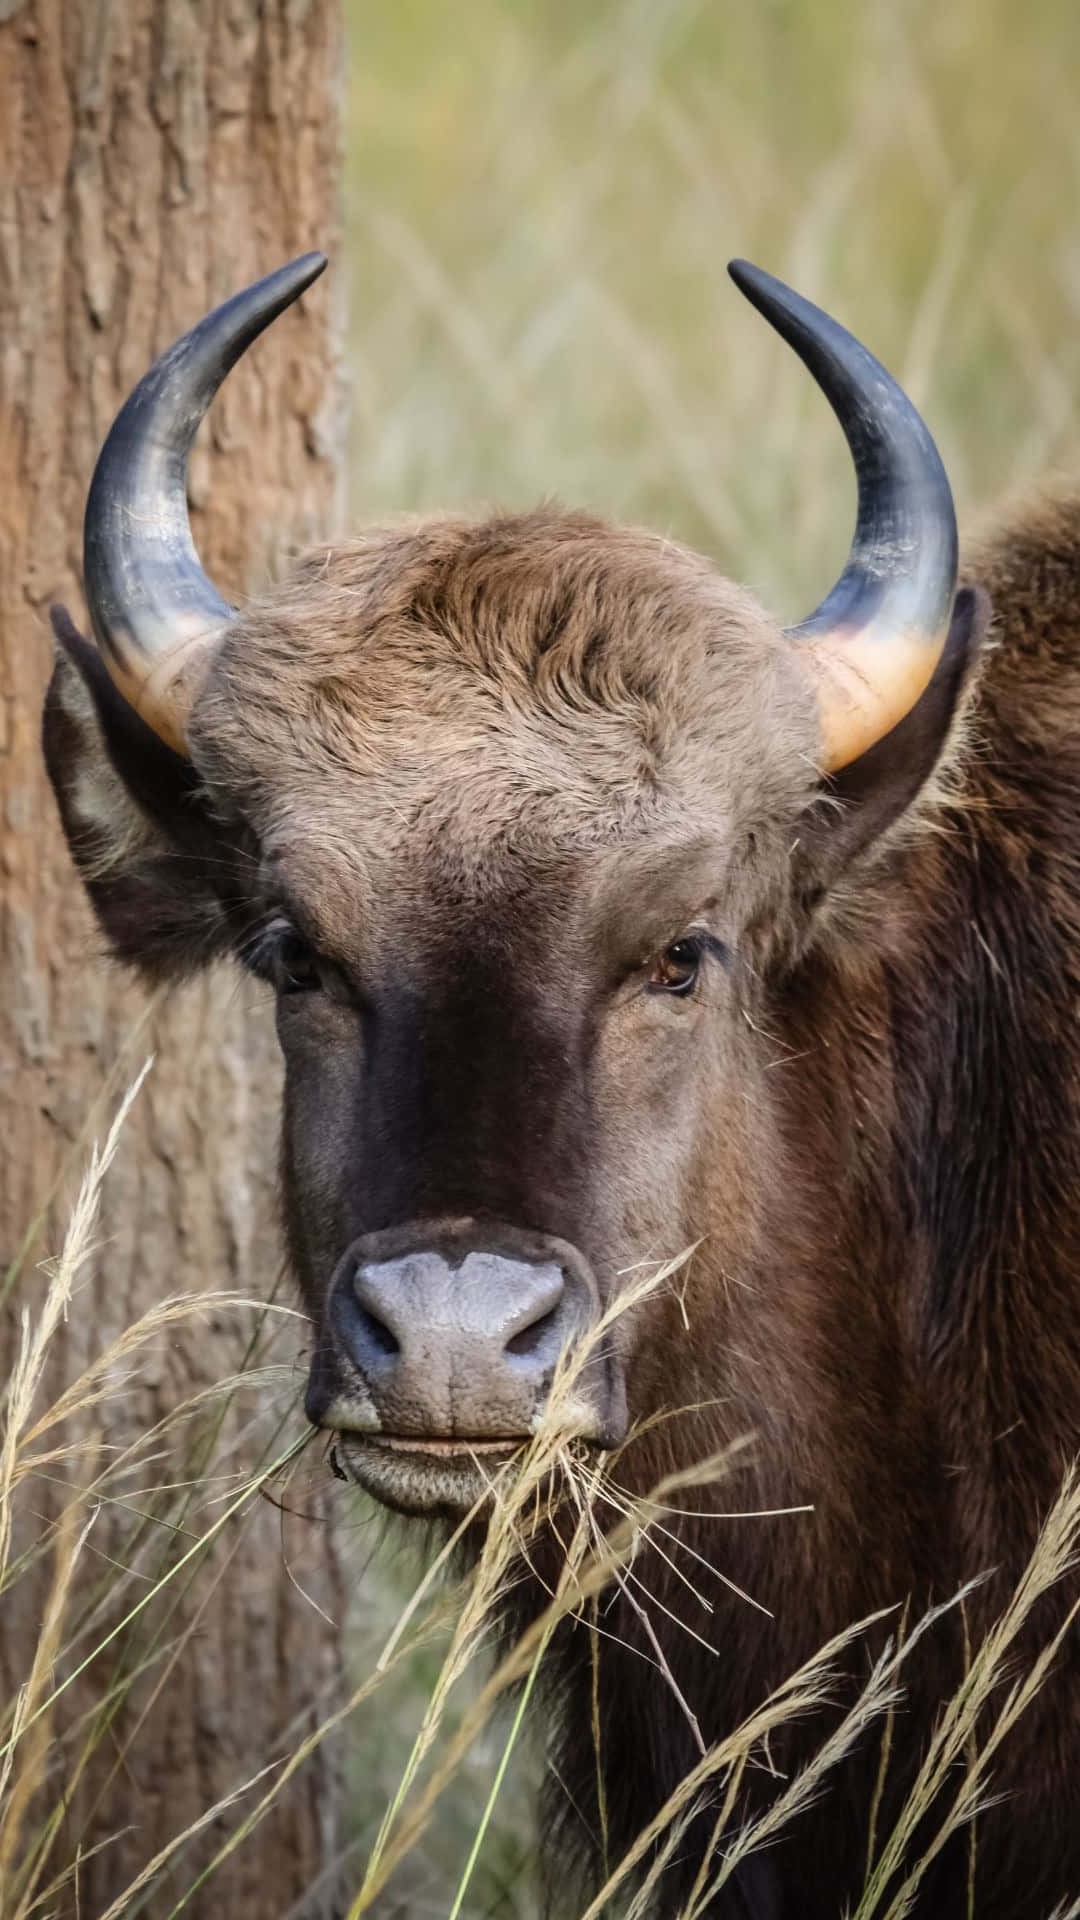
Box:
0, 4, 346, 1913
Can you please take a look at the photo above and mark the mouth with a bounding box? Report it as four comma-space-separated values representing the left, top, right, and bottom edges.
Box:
332, 1432, 528, 1516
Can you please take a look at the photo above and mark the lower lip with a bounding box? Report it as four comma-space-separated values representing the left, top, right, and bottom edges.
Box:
334, 1433, 525, 1514
357, 1435, 523, 1459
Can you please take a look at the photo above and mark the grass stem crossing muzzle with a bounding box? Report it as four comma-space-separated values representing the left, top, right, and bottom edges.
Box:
307, 1219, 626, 1508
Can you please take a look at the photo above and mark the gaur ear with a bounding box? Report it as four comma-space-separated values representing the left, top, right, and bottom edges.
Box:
791, 585, 991, 915
42, 605, 244, 981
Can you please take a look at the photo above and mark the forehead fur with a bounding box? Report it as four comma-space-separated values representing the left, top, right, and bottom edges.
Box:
193, 507, 816, 878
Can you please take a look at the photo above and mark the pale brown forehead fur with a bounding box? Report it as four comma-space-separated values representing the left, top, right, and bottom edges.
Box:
193, 507, 819, 914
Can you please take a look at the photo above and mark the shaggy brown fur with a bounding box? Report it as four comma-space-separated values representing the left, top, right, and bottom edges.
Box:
43, 492, 1080, 1917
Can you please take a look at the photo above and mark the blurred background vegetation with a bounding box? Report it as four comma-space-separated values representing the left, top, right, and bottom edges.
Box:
337, 2, 1080, 1909
345, 0, 1080, 624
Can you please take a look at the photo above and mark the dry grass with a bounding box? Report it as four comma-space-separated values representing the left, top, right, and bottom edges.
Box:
3, 1071, 1080, 1916
0, 1071, 314, 1918
332, 1393, 1080, 1919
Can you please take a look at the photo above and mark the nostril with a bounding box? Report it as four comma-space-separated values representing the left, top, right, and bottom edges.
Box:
348, 1265, 404, 1360
357, 1304, 400, 1358
505, 1305, 560, 1359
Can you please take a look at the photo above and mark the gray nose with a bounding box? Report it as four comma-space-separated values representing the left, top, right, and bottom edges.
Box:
325, 1221, 598, 1438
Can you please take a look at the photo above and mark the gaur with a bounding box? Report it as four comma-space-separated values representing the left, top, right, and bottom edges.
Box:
42, 253, 1080, 1916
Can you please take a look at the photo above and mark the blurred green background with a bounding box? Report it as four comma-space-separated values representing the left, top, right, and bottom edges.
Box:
344, 0, 1080, 621
337, 2, 1079, 1909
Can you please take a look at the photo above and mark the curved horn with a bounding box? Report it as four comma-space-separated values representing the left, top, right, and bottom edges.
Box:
83, 252, 328, 755
727, 261, 958, 772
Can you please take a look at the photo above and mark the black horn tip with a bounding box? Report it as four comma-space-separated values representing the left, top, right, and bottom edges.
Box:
727, 258, 785, 308
727, 257, 763, 290
273, 250, 330, 297
235, 252, 329, 330
726, 259, 840, 363
186, 250, 330, 363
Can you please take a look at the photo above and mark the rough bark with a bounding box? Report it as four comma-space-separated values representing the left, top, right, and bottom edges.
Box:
0, 3, 346, 1912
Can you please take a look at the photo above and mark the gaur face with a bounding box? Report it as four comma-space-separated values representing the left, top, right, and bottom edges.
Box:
45, 255, 978, 1517
191, 518, 815, 1515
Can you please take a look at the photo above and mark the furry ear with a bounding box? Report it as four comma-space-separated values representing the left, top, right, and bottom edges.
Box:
43, 605, 248, 981
790, 586, 990, 918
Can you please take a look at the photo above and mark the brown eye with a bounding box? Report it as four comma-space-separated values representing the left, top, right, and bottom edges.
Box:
648, 937, 703, 995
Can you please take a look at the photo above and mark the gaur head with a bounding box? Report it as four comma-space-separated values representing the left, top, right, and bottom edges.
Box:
44, 254, 983, 1516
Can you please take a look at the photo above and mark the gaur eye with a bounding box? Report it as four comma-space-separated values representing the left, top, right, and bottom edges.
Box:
648, 937, 703, 995
246, 916, 325, 994
275, 927, 321, 995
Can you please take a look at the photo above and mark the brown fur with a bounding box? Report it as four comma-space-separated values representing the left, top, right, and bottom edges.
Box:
43, 493, 1080, 1916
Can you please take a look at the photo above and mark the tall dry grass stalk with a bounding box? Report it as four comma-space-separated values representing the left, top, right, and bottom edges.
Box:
0, 1067, 314, 1919
853, 1470, 1080, 1920
4, 1070, 1079, 1918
